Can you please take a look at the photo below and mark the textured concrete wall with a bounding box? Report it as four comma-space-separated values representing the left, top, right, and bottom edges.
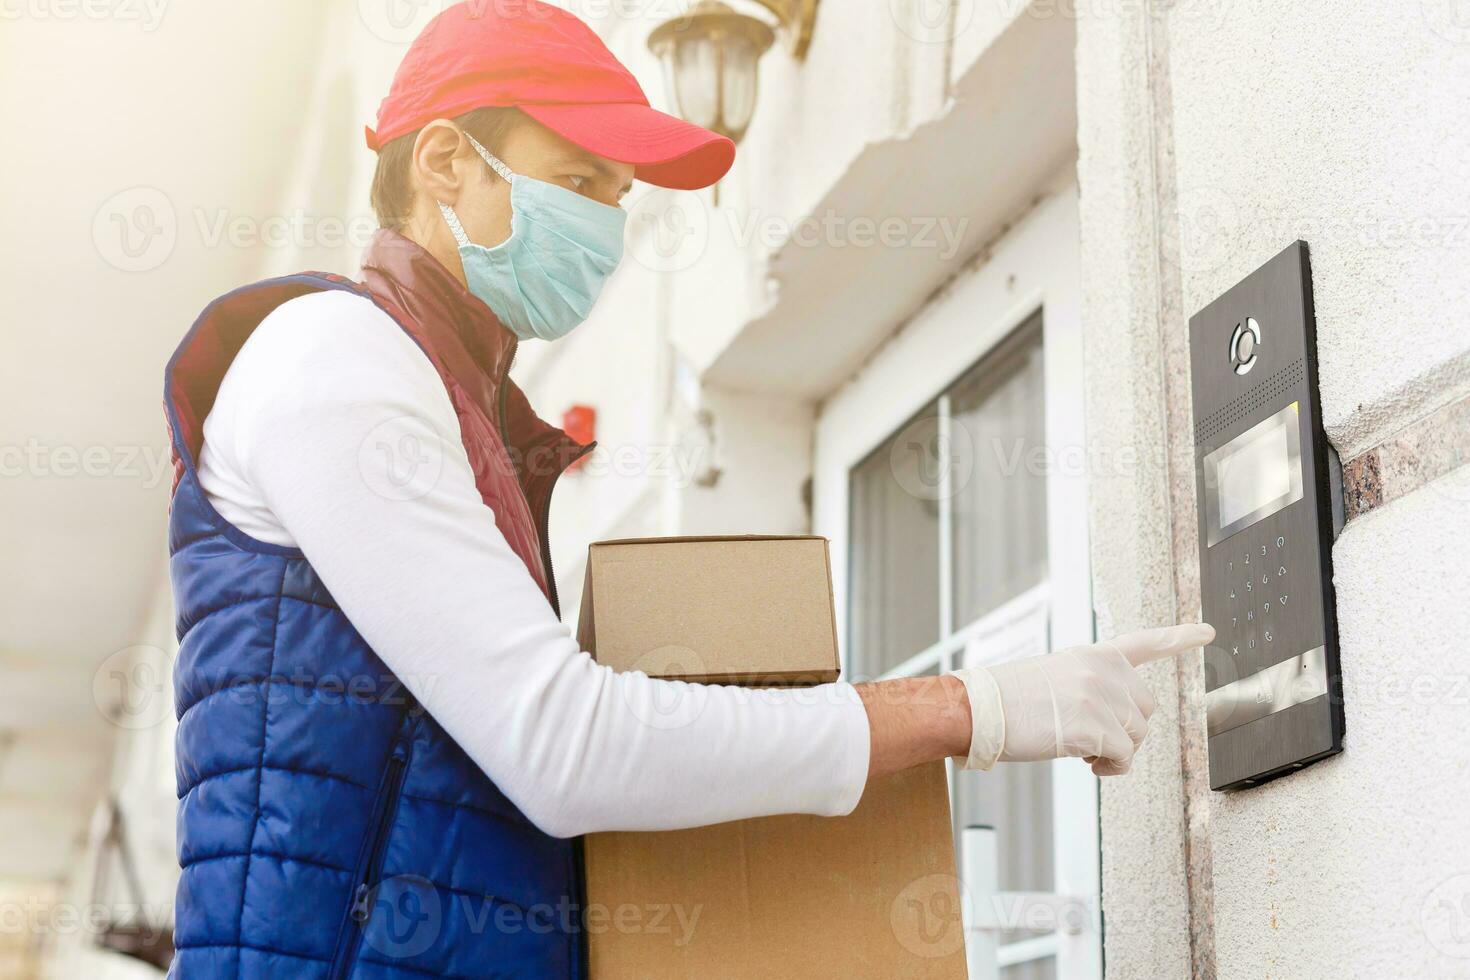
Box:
1164, 2, 1470, 977
1207, 467, 1470, 974
1074, 5, 1201, 977
1166, 3, 1470, 458
1080, 0, 1470, 976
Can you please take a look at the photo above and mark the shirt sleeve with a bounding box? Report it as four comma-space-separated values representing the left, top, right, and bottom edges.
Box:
201, 289, 871, 838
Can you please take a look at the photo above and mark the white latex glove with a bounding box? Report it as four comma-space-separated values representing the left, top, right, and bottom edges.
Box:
952, 623, 1215, 776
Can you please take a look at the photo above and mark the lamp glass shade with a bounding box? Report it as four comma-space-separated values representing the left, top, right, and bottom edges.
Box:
650, 2, 775, 145
718, 34, 763, 139
669, 34, 721, 132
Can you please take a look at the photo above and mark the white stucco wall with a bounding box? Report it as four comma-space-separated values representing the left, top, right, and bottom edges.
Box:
1165, 3, 1470, 976
1168, 3, 1470, 460
1207, 465, 1470, 975
1077, 0, 1470, 975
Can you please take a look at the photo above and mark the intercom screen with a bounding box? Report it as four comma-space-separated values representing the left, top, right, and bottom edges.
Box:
1203, 402, 1304, 545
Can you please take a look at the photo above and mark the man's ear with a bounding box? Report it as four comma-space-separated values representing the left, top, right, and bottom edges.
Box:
412, 120, 472, 206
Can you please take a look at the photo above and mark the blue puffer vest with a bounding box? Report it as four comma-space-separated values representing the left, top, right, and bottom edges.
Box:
164, 232, 592, 978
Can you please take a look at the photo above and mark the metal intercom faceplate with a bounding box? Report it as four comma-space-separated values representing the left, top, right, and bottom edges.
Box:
1188, 241, 1344, 791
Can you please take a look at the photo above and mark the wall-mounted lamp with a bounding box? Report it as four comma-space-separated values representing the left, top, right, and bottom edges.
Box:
648, 0, 819, 149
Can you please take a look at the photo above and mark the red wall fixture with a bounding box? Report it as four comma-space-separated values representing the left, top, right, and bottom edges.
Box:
562, 404, 597, 471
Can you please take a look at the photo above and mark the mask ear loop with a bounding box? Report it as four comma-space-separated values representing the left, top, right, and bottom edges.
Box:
438, 129, 517, 248
437, 201, 472, 248
463, 131, 517, 184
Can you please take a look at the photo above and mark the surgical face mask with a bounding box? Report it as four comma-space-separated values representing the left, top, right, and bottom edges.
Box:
438, 132, 626, 341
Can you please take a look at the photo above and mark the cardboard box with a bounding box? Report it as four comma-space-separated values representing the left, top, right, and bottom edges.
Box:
577, 535, 841, 686
578, 535, 967, 979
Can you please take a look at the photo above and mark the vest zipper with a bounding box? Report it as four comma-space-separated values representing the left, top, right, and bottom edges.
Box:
330, 740, 410, 980
493, 337, 594, 618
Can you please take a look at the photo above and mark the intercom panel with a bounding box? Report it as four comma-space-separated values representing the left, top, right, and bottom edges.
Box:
1188, 241, 1345, 791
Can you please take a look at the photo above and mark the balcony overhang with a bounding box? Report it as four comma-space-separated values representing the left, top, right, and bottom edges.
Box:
688, 10, 1077, 399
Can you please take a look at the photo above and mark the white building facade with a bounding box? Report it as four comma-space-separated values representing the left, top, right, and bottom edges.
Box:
7, 1, 1470, 977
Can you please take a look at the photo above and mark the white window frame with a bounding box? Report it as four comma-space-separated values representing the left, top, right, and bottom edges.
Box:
812, 184, 1100, 979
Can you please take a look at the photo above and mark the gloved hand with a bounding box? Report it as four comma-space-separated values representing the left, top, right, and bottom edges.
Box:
951, 623, 1215, 776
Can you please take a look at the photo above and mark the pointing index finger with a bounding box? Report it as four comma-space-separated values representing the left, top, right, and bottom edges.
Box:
1107, 623, 1216, 668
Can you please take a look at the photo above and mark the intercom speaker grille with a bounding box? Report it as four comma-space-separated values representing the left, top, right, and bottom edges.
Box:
1194, 358, 1305, 442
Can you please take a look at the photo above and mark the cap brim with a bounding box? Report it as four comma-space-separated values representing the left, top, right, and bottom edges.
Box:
520, 102, 734, 191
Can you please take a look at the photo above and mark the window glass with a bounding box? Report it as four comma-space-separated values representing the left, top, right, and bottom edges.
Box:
955, 764, 1056, 945
846, 406, 941, 677
951, 316, 1049, 628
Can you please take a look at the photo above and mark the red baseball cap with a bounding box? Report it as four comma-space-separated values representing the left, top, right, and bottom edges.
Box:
365, 0, 734, 190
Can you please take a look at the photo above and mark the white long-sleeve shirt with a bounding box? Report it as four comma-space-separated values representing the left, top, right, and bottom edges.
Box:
195, 289, 870, 838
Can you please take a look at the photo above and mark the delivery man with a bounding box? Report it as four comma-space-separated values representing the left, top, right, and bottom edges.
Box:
161, 2, 1212, 976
